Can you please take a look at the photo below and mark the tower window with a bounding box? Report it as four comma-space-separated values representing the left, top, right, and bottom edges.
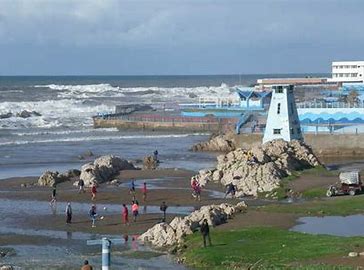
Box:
277, 103, 281, 114
290, 128, 294, 134
275, 86, 283, 93
297, 128, 301, 134
273, 129, 281, 134
291, 103, 294, 114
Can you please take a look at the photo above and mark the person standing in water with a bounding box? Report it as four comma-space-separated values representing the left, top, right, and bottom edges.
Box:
78, 179, 85, 193
153, 149, 159, 161
65, 202, 72, 224
89, 204, 97, 228
132, 201, 139, 222
49, 185, 57, 206
122, 204, 129, 226
160, 201, 168, 222
141, 182, 147, 202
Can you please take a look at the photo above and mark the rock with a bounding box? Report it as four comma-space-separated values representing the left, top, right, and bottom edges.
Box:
359, 251, 364, 256
38, 171, 68, 186
348, 252, 359, 257
143, 155, 158, 170
0, 112, 12, 119
0, 265, 14, 270
192, 139, 321, 197
80, 155, 136, 186
139, 202, 247, 248
60, 169, 81, 179
16, 110, 41, 118
110, 179, 120, 185
191, 134, 236, 152
78, 150, 94, 160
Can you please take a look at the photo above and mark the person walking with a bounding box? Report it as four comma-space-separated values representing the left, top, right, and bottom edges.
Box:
141, 182, 147, 202
132, 201, 139, 222
194, 183, 202, 201
65, 202, 72, 224
122, 204, 129, 226
89, 204, 97, 228
200, 219, 211, 247
91, 184, 97, 201
81, 260, 93, 270
224, 183, 236, 199
78, 179, 85, 193
160, 201, 168, 222
49, 186, 57, 206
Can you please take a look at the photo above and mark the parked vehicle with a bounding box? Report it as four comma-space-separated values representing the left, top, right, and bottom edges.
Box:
326, 171, 362, 197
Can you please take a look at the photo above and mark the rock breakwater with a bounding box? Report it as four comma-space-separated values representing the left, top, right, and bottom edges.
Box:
139, 202, 247, 248
192, 139, 320, 197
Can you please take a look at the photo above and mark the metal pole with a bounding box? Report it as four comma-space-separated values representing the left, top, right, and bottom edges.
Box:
102, 238, 111, 270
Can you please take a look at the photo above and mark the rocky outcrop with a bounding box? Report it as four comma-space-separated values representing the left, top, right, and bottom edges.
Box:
192, 139, 320, 197
0, 112, 13, 119
143, 155, 158, 170
78, 150, 94, 160
80, 155, 136, 186
191, 134, 236, 152
139, 202, 247, 248
38, 171, 68, 187
16, 110, 41, 118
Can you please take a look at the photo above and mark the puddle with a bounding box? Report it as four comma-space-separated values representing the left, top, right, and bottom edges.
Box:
1, 244, 187, 270
0, 198, 194, 216
291, 215, 364, 236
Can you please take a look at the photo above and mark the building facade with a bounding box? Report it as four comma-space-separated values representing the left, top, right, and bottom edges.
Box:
262, 85, 303, 143
328, 61, 364, 83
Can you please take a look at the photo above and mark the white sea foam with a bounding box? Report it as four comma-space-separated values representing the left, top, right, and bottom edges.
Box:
13, 128, 118, 137
0, 133, 208, 146
0, 99, 113, 129
34, 83, 237, 101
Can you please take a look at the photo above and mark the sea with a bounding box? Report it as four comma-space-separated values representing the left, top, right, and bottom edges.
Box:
0, 74, 322, 179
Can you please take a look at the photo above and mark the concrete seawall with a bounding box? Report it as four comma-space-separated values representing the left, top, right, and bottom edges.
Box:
232, 133, 364, 157
93, 117, 234, 132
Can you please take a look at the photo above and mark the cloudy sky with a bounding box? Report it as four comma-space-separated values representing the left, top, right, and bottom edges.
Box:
0, 0, 363, 75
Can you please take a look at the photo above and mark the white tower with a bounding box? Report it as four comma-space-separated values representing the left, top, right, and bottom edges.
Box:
262, 85, 303, 144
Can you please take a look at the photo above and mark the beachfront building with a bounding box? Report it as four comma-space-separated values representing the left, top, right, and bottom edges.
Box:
263, 85, 303, 143
328, 61, 364, 84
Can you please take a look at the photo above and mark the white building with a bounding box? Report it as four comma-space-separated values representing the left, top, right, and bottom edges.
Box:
262, 85, 303, 144
328, 61, 364, 83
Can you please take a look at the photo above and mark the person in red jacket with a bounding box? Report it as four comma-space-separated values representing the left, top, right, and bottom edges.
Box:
91, 184, 97, 201
122, 204, 129, 226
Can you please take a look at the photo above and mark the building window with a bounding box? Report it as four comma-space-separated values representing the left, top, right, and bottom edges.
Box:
275, 86, 283, 93
290, 128, 294, 135
277, 103, 281, 114
290, 103, 294, 114
273, 129, 281, 134
297, 128, 301, 134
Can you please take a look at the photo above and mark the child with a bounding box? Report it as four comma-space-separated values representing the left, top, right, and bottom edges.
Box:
89, 204, 97, 228
132, 201, 139, 222
91, 184, 97, 201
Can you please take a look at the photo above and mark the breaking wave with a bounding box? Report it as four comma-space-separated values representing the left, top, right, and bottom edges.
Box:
0, 99, 113, 129
0, 133, 208, 146
34, 83, 237, 100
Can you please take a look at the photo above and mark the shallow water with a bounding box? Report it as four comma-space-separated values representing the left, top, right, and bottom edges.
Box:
291, 215, 364, 237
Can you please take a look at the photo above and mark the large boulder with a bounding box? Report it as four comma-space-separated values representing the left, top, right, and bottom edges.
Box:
80, 155, 136, 186
192, 139, 321, 197
38, 171, 68, 187
143, 155, 158, 170
139, 202, 247, 248
191, 134, 236, 152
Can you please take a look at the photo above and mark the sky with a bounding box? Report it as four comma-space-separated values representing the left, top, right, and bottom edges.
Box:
0, 0, 363, 75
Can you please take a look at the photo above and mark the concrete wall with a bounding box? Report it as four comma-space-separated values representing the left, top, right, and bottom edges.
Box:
232, 133, 364, 157
93, 118, 231, 132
